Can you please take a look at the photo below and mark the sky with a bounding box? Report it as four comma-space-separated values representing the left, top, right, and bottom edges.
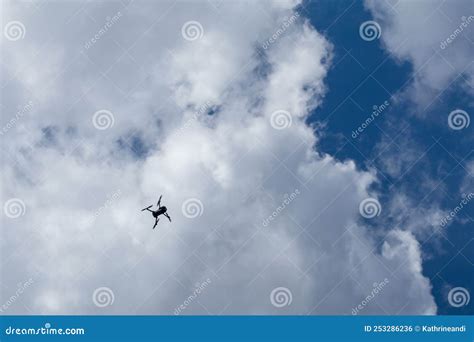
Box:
0, 0, 472, 315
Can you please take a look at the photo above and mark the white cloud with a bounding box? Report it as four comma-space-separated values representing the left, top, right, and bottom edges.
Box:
1, 0, 436, 314
364, 0, 474, 107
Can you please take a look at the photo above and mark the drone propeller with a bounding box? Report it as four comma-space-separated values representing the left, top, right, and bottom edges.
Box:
141, 205, 153, 211
157, 195, 163, 207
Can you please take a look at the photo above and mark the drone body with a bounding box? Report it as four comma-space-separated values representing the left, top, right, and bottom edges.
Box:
141, 195, 171, 229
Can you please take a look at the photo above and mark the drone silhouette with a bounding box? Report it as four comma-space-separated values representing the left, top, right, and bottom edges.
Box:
141, 195, 171, 229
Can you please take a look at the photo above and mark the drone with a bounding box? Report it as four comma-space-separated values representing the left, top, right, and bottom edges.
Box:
141, 195, 171, 229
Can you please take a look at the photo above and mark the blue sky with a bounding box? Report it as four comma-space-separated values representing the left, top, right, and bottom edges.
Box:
302, 0, 473, 314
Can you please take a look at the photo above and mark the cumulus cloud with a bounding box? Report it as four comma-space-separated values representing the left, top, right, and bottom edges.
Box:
1, 0, 435, 314
364, 0, 474, 107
